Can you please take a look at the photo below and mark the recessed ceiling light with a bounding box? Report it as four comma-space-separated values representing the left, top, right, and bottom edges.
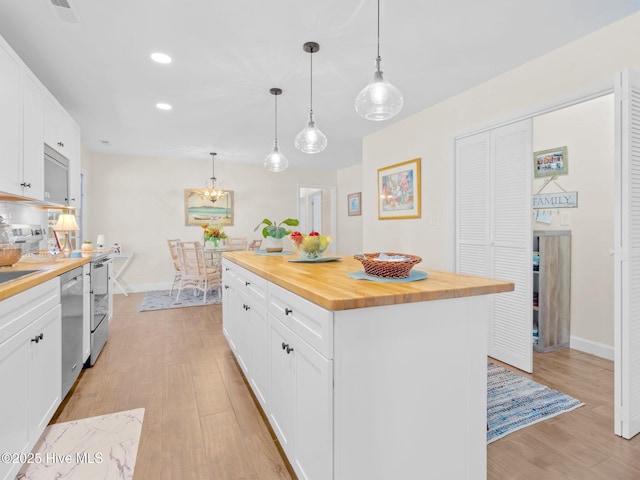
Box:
156, 103, 172, 111
151, 52, 172, 64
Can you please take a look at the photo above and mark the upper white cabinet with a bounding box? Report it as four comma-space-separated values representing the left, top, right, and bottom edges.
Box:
21, 69, 44, 201
0, 38, 23, 197
0, 31, 80, 204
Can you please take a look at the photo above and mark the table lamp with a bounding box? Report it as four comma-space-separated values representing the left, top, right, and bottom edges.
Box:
55, 213, 80, 255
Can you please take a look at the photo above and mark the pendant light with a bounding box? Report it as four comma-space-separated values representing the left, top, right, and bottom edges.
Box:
295, 41, 327, 154
264, 87, 288, 173
202, 152, 225, 201
354, 0, 403, 121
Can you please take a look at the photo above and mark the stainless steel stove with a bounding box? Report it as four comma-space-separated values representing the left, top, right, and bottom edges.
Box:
88, 251, 112, 366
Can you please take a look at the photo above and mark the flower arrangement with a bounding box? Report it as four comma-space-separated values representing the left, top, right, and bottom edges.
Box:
290, 231, 333, 259
201, 223, 228, 245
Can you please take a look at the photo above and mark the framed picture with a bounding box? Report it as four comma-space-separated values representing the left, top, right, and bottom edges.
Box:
347, 192, 362, 216
184, 189, 234, 226
377, 158, 421, 220
534, 146, 568, 178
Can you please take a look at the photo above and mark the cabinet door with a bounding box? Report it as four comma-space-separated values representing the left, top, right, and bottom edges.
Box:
0, 328, 29, 480
293, 331, 333, 480
43, 93, 59, 151
269, 317, 296, 457
66, 119, 81, 207
28, 304, 61, 439
0, 40, 21, 196
22, 69, 44, 200
247, 302, 269, 408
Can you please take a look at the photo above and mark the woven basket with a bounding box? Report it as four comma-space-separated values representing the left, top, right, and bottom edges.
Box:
354, 252, 422, 279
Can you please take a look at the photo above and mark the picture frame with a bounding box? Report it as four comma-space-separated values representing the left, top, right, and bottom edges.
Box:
185, 189, 234, 226
534, 146, 568, 178
377, 158, 421, 220
347, 192, 362, 216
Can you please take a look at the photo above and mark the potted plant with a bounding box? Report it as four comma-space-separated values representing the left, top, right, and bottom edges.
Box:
254, 217, 299, 252
81, 240, 93, 252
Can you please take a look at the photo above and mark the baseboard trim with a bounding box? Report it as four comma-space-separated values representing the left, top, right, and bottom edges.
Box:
570, 335, 614, 361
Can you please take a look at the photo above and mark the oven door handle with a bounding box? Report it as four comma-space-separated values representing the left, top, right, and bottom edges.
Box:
62, 278, 81, 292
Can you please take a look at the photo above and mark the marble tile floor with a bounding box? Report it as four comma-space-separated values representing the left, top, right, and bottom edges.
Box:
17, 408, 144, 480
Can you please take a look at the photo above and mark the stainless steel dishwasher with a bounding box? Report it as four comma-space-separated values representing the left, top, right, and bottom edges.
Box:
61, 266, 84, 399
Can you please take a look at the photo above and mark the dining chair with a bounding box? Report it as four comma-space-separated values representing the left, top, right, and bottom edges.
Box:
248, 239, 262, 251
175, 241, 221, 303
226, 236, 247, 251
167, 239, 182, 295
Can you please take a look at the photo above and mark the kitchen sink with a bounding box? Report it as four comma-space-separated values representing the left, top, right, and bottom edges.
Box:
0, 269, 41, 286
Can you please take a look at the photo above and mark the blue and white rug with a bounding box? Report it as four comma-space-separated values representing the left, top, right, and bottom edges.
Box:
138, 289, 221, 311
487, 362, 584, 443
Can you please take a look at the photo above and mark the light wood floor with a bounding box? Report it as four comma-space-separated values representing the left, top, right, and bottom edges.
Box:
52, 293, 640, 479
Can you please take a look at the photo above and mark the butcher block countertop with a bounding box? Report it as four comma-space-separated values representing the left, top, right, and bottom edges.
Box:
223, 251, 514, 311
0, 256, 91, 301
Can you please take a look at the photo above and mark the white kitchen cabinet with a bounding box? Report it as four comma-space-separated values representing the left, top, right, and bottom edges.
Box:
269, 315, 333, 480
0, 278, 61, 480
222, 260, 269, 408
0, 36, 22, 197
21, 68, 44, 200
222, 259, 332, 480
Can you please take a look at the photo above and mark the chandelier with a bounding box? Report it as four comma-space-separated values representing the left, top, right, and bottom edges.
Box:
202, 152, 225, 201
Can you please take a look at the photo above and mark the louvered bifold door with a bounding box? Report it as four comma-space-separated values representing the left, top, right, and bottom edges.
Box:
614, 69, 640, 439
456, 132, 491, 278
489, 120, 533, 373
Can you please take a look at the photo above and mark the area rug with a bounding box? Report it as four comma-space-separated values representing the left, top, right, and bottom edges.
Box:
17, 408, 144, 480
138, 288, 221, 311
487, 363, 584, 443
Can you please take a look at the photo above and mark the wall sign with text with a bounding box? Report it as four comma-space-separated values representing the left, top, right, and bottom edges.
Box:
532, 192, 578, 209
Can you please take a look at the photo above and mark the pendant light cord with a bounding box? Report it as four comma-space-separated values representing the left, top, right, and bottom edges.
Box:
376, 0, 380, 60
309, 48, 314, 114
274, 94, 278, 142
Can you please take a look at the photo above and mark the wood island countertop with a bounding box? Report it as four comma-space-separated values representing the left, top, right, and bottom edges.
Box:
223, 251, 514, 311
0, 256, 91, 301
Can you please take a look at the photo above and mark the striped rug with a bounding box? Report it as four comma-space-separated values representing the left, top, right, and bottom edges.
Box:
487, 362, 584, 443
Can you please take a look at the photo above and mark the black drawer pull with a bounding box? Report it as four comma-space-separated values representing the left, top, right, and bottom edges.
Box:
20, 182, 31, 188
282, 342, 288, 350
285, 346, 294, 354
245, 281, 250, 286
31, 333, 44, 344
224, 284, 229, 290
285, 308, 293, 315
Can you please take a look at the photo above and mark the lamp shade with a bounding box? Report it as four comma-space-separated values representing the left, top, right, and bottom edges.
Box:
55, 214, 80, 231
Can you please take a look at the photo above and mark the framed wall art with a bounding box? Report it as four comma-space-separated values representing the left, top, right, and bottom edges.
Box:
534, 146, 568, 178
347, 192, 362, 216
184, 189, 234, 226
377, 158, 421, 220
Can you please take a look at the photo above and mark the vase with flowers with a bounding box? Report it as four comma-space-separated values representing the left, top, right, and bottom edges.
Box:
201, 223, 228, 248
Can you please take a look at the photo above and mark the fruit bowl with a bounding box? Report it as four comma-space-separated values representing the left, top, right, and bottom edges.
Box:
291, 233, 333, 260
0, 244, 23, 267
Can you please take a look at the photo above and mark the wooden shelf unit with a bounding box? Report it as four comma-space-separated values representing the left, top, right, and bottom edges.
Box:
533, 230, 571, 353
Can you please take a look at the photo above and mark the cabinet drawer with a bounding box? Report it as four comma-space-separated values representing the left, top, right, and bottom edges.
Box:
224, 261, 268, 305
269, 283, 333, 359
0, 278, 60, 345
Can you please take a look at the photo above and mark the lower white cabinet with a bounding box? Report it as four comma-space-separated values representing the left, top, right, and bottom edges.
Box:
269, 316, 333, 480
82, 264, 91, 363
222, 260, 332, 480
0, 278, 61, 480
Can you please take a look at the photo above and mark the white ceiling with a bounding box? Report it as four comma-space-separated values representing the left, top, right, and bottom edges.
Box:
1, 0, 639, 171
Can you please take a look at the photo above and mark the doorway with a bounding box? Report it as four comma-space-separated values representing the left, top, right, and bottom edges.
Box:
297, 185, 336, 253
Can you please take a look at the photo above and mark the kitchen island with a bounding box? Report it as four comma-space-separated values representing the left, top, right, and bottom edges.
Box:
221, 251, 514, 480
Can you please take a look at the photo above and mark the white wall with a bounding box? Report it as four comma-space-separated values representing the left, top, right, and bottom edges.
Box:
88, 153, 336, 292
532, 95, 615, 351
337, 163, 363, 256
362, 12, 640, 348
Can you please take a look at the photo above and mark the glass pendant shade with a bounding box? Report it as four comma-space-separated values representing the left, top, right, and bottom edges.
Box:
355, 59, 403, 121
264, 140, 288, 173
294, 112, 327, 154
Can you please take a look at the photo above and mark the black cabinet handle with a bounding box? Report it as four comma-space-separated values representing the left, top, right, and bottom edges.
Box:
245, 281, 250, 286
282, 342, 288, 350
20, 182, 31, 188
224, 284, 229, 290
57, 141, 64, 147
31, 333, 44, 344
285, 345, 294, 354
285, 308, 293, 315
225, 267, 229, 271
